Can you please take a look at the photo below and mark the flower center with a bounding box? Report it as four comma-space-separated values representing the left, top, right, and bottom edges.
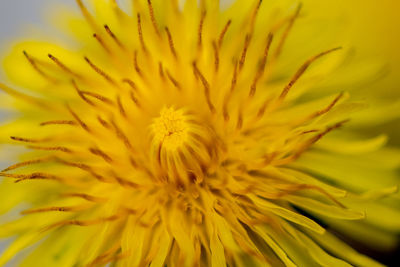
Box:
151, 107, 189, 150
150, 107, 220, 187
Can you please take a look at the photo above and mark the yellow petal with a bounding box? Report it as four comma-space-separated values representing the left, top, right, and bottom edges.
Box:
286, 195, 365, 220
309, 230, 385, 267
317, 134, 388, 154
0, 231, 44, 266
149, 229, 172, 267
211, 231, 226, 267
250, 195, 325, 234
254, 226, 297, 267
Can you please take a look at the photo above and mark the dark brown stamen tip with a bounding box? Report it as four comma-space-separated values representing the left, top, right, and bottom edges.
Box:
279, 47, 342, 100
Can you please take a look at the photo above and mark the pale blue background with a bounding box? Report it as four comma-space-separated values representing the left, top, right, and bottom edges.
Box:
0, 0, 73, 44
0, 0, 75, 79
0, 0, 72, 263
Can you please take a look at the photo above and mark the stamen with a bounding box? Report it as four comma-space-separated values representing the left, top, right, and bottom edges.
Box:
222, 61, 238, 121
61, 193, 107, 202
147, 0, 160, 37
97, 116, 111, 129
73, 80, 95, 106
48, 54, 80, 77
309, 92, 344, 119
23, 51, 55, 82
113, 174, 140, 189
134, 50, 143, 77
166, 69, 181, 90
249, 33, 273, 97
89, 147, 113, 163
276, 120, 349, 164
308, 119, 349, 145
84, 56, 116, 85
110, 119, 134, 151
137, 13, 148, 52
237, 112, 243, 130
116, 95, 127, 117
21, 205, 87, 215
0, 172, 61, 183
301, 129, 319, 135
218, 20, 232, 47
212, 41, 219, 72
40, 120, 77, 126
76, 0, 99, 30
10, 136, 46, 143
275, 4, 301, 58
130, 91, 141, 108
0, 82, 51, 109
104, 24, 125, 49
129, 156, 138, 168
192, 62, 216, 113
165, 27, 178, 59
82, 91, 114, 105
75, 83, 112, 108
58, 160, 90, 171
122, 78, 137, 91
239, 34, 252, 71
59, 160, 108, 182
222, 104, 230, 122
256, 97, 272, 119
93, 33, 112, 54
279, 47, 342, 100
43, 215, 120, 231
249, 0, 263, 30
28, 145, 72, 153
198, 11, 206, 48
230, 60, 239, 93
158, 62, 165, 79
67, 105, 91, 132
2, 157, 53, 172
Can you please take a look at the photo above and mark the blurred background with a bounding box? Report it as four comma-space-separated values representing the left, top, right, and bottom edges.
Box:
1, 0, 400, 69
0, 0, 399, 265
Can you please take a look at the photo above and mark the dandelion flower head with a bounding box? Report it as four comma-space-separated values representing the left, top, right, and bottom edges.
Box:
0, 0, 399, 266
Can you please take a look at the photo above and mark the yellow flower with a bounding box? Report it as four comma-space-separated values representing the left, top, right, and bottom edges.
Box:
0, 0, 399, 266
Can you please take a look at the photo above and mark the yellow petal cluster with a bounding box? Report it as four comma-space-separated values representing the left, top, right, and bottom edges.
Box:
0, 0, 399, 266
